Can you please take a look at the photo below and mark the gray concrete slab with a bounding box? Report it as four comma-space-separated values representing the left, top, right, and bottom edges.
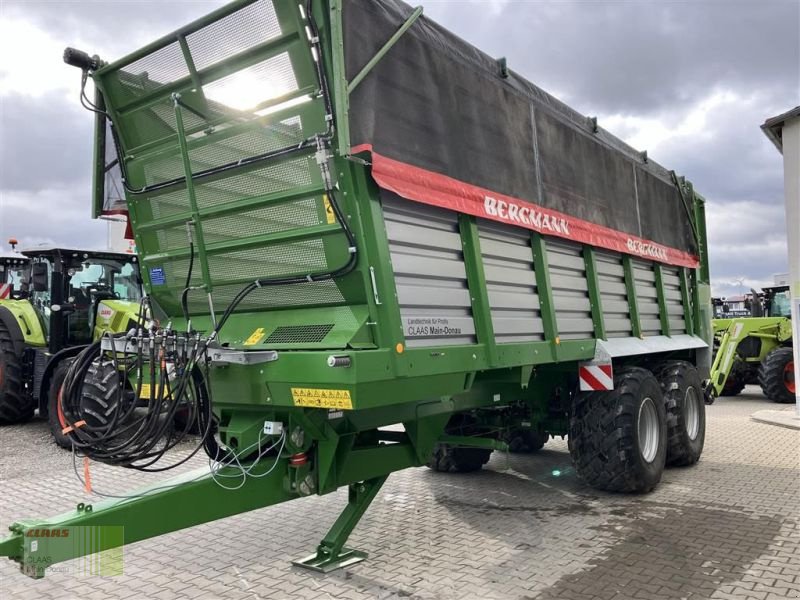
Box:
1, 389, 798, 600
751, 408, 800, 430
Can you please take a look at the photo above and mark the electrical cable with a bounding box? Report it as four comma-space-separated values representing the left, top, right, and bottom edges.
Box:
70, 428, 286, 499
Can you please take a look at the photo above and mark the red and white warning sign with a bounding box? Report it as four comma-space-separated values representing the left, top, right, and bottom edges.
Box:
579, 362, 614, 391
0, 283, 10, 300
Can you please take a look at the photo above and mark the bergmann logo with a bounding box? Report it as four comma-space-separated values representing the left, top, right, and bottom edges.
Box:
484, 196, 570, 235
626, 238, 669, 261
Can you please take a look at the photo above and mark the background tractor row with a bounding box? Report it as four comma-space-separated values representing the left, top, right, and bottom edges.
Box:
709, 285, 794, 402
0, 246, 143, 444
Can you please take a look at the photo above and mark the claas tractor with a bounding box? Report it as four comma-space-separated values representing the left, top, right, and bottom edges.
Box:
709, 285, 794, 402
0, 248, 143, 443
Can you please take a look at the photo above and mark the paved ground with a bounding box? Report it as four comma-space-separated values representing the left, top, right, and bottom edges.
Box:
752, 408, 800, 430
0, 387, 798, 600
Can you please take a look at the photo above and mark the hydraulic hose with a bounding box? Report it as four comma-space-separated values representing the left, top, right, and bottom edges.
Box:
63, 0, 356, 470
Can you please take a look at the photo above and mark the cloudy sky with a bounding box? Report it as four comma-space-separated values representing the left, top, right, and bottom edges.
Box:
0, 0, 798, 297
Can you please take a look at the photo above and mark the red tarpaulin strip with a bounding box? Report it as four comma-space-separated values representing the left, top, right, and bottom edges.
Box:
351, 144, 699, 269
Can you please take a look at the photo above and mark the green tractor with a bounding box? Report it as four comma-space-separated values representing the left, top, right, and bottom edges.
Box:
709, 285, 794, 402
0, 247, 143, 443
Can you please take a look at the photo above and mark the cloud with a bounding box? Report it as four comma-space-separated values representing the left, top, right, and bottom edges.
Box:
0, 185, 109, 251
705, 199, 789, 295
0, 92, 94, 191
0, 0, 797, 299
1, 1, 226, 60
0, 16, 79, 98
423, 0, 799, 116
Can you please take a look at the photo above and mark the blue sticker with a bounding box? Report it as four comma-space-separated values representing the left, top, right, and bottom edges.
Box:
149, 267, 166, 286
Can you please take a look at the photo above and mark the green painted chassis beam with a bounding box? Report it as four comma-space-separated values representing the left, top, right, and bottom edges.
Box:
0, 462, 292, 577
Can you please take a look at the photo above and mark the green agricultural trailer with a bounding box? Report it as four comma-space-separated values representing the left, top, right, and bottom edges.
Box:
0, 247, 143, 440
1, 0, 713, 577
709, 285, 794, 402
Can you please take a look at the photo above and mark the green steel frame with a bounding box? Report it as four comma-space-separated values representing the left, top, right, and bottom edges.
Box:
0, 0, 712, 577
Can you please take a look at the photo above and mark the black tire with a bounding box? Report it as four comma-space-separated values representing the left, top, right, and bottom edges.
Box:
427, 414, 493, 473
47, 360, 74, 449
652, 361, 705, 467
759, 347, 796, 404
721, 366, 746, 397
80, 360, 125, 429
0, 321, 34, 424
173, 404, 200, 435
569, 366, 667, 493
713, 337, 746, 396
505, 428, 548, 453
427, 444, 492, 473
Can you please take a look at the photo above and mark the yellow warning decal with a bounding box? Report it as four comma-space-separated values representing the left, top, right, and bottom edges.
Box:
244, 327, 266, 346
323, 194, 336, 224
291, 387, 353, 410
138, 383, 163, 400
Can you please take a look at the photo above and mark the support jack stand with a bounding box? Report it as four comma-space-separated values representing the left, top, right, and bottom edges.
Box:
293, 475, 387, 573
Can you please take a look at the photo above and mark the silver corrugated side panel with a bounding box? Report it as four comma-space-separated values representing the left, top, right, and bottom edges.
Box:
595, 250, 633, 338
478, 219, 544, 343
382, 194, 692, 350
632, 259, 661, 336
382, 193, 477, 348
547, 238, 594, 340
661, 266, 687, 333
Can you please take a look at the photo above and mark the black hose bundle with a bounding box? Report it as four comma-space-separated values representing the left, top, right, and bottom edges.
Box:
59, 331, 220, 471
64, 1, 355, 471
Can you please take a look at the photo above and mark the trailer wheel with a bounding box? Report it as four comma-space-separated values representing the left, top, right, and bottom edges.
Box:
47, 360, 75, 449
652, 361, 705, 466
427, 444, 492, 473
505, 428, 548, 453
759, 347, 795, 403
427, 414, 493, 473
569, 367, 667, 493
0, 321, 34, 424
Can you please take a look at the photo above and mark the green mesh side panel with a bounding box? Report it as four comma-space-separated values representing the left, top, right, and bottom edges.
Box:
95, 0, 349, 318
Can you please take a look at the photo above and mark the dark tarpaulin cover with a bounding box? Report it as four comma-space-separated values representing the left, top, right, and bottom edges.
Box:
342, 0, 698, 264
